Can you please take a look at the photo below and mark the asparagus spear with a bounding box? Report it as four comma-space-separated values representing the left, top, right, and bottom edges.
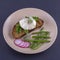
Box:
30, 42, 42, 50
25, 39, 50, 43
32, 31, 50, 34
32, 36, 50, 38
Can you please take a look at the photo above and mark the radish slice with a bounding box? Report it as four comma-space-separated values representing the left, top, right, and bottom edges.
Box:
19, 42, 25, 47
25, 42, 30, 47
24, 42, 30, 48
14, 39, 30, 48
22, 42, 29, 48
21, 42, 27, 48
14, 39, 23, 45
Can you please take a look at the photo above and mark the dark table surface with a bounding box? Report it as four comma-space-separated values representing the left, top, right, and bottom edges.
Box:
0, 0, 60, 60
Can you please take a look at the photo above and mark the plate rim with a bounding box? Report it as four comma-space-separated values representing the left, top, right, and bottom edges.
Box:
3, 8, 58, 54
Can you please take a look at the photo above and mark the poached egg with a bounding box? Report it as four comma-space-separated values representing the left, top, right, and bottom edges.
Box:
19, 17, 36, 30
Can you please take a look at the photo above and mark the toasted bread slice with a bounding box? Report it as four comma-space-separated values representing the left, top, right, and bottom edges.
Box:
12, 19, 44, 39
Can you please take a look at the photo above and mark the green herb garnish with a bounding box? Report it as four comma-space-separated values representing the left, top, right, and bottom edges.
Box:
24, 30, 29, 34
25, 16, 33, 24
16, 23, 22, 33
28, 19, 33, 24
32, 16, 39, 21
25, 16, 39, 22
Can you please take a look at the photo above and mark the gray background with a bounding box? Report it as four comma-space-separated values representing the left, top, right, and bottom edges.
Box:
0, 0, 60, 60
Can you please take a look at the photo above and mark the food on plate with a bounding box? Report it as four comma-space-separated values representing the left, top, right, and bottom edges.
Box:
24, 28, 50, 50
12, 16, 44, 39
14, 39, 30, 48
12, 16, 50, 50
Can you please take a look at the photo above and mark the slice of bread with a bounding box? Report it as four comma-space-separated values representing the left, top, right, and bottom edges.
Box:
12, 19, 44, 39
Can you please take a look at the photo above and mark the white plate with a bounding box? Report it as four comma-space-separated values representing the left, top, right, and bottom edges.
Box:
3, 8, 58, 54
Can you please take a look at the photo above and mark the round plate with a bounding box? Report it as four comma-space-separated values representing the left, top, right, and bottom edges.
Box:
3, 8, 58, 54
